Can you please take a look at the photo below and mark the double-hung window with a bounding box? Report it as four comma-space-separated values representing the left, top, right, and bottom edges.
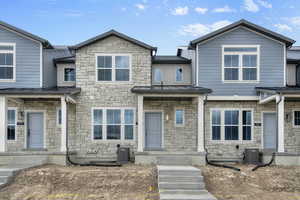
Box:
223, 45, 259, 82
0, 43, 15, 81
211, 109, 253, 141
154, 68, 162, 82
96, 55, 130, 82
64, 68, 75, 82
175, 109, 184, 126
7, 109, 17, 140
294, 111, 300, 127
92, 108, 135, 140
175, 67, 183, 82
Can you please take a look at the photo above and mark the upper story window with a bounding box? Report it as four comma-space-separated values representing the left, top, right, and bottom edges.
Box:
154, 68, 162, 82
222, 45, 260, 83
176, 67, 183, 82
0, 43, 15, 81
64, 68, 76, 82
96, 54, 131, 82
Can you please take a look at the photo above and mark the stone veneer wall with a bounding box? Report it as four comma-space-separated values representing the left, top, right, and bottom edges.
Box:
144, 99, 197, 152
6, 100, 75, 152
205, 101, 300, 158
74, 35, 152, 157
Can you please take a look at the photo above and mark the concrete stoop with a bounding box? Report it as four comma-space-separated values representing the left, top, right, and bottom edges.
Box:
158, 165, 217, 200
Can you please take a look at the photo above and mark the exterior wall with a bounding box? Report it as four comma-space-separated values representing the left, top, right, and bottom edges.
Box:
144, 99, 197, 152
205, 101, 300, 158
197, 27, 285, 96
0, 25, 41, 88
152, 64, 192, 85
57, 63, 76, 87
205, 101, 276, 158
286, 64, 296, 86
74, 35, 152, 157
6, 100, 75, 153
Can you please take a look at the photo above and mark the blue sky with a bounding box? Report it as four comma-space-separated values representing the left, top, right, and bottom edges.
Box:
1, 0, 300, 54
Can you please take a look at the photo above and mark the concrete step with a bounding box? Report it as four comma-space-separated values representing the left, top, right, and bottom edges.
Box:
158, 156, 192, 165
159, 171, 202, 176
160, 193, 217, 200
159, 182, 205, 190
0, 176, 9, 183
159, 175, 204, 183
160, 189, 210, 195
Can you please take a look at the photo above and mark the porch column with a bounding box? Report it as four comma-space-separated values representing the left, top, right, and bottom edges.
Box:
61, 97, 67, 152
197, 96, 205, 152
137, 95, 144, 152
277, 95, 285, 153
0, 96, 7, 152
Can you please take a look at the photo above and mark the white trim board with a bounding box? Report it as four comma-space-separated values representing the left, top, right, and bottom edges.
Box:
207, 96, 259, 101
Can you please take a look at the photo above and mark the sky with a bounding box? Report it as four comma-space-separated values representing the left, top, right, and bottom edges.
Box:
1, 0, 300, 55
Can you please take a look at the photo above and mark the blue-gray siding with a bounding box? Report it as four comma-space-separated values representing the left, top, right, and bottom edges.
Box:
0, 25, 41, 88
197, 27, 285, 96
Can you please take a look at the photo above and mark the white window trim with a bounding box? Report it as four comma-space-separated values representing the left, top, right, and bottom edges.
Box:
91, 107, 136, 141
95, 54, 132, 83
7, 107, 17, 141
175, 67, 183, 82
222, 45, 260, 83
210, 108, 254, 143
63, 66, 76, 83
292, 110, 300, 128
56, 107, 62, 127
174, 107, 185, 127
0, 43, 16, 82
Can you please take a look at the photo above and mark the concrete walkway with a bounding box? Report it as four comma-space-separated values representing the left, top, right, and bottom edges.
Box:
158, 165, 217, 200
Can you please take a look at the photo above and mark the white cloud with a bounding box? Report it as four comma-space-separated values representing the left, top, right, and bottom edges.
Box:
244, 0, 259, 12
135, 3, 146, 10
121, 7, 127, 11
195, 7, 208, 14
287, 17, 300, 26
257, 0, 272, 8
213, 5, 236, 13
274, 24, 292, 32
64, 10, 84, 17
172, 6, 189, 16
180, 20, 232, 37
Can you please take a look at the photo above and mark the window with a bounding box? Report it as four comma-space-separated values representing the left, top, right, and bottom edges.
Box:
176, 68, 183, 82
294, 111, 300, 126
242, 110, 252, 140
7, 109, 17, 140
0, 43, 15, 81
57, 108, 62, 126
212, 110, 221, 140
154, 68, 162, 82
175, 109, 184, 126
92, 108, 135, 140
96, 55, 130, 82
64, 68, 75, 82
211, 109, 253, 141
223, 46, 259, 82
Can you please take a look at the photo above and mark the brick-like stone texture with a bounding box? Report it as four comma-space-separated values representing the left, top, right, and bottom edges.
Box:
144, 99, 197, 152
74, 35, 152, 157
7, 100, 76, 152
205, 101, 300, 159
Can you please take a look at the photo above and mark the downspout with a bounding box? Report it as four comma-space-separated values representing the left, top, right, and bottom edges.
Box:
203, 95, 208, 151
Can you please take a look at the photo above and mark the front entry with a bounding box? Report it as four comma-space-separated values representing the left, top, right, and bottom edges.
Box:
263, 112, 277, 150
27, 112, 44, 149
145, 112, 162, 150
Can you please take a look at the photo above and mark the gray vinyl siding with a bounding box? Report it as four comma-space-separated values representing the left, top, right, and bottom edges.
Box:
197, 27, 285, 96
0, 25, 41, 88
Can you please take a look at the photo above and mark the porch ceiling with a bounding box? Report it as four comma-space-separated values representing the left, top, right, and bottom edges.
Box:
131, 85, 211, 95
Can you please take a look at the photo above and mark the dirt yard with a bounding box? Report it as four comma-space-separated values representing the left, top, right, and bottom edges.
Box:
0, 164, 159, 200
200, 165, 300, 200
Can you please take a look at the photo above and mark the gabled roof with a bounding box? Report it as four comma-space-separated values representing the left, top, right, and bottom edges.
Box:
0, 20, 52, 48
152, 56, 191, 64
70, 29, 157, 51
190, 19, 295, 47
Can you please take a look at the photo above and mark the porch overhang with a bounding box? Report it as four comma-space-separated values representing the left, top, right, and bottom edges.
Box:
131, 85, 211, 96
0, 87, 81, 96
